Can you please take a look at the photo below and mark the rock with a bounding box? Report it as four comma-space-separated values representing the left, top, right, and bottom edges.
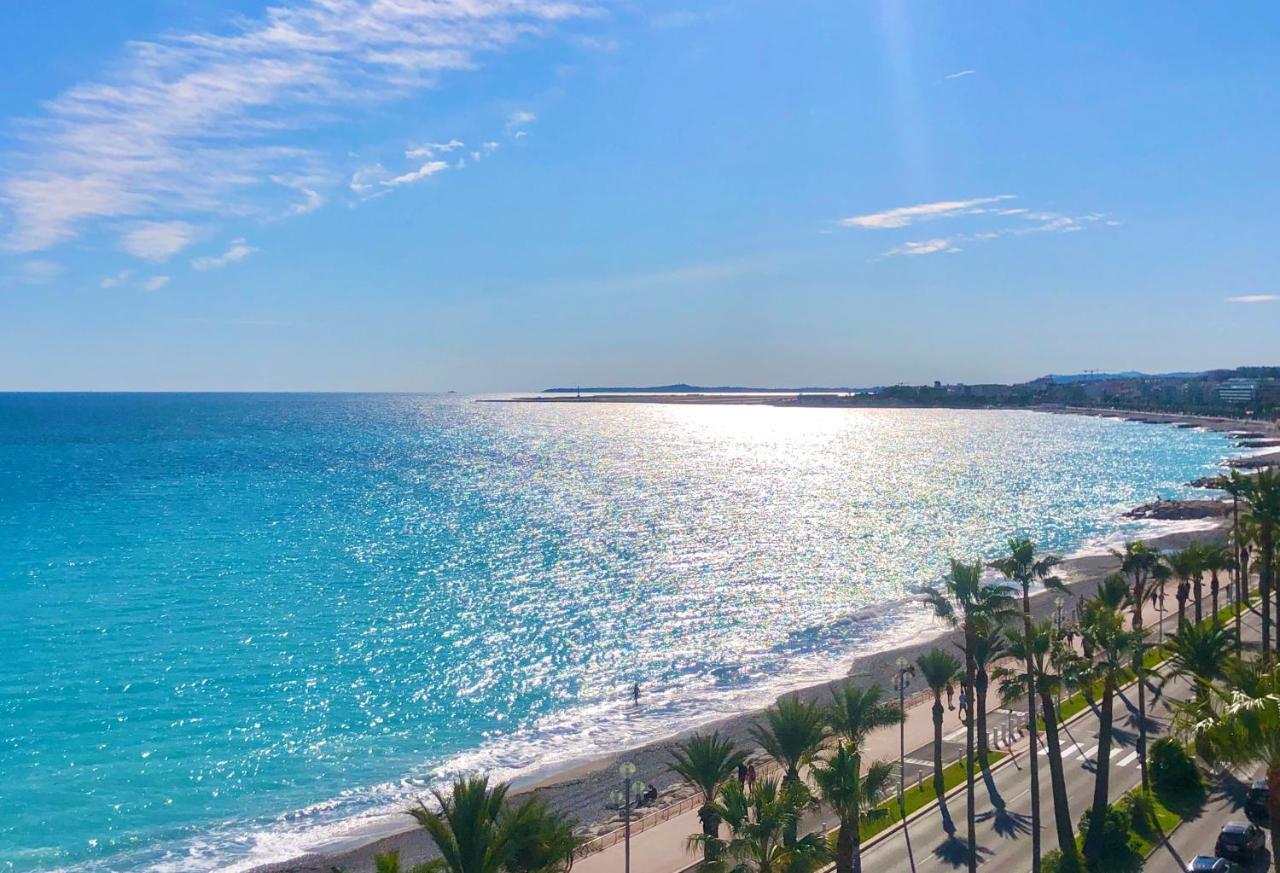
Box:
1124, 499, 1227, 520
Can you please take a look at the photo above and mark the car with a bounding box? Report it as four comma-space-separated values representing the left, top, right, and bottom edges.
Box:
1216, 821, 1266, 863
1188, 855, 1230, 872
1245, 778, 1270, 824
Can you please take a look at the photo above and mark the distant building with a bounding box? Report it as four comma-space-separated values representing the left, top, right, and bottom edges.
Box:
1218, 378, 1259, 405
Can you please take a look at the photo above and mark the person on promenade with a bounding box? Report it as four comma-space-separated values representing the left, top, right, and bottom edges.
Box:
737, 762, 748, 786
957, 687, 969, 723
946, 682, 955, 710
746, 763, 757, 788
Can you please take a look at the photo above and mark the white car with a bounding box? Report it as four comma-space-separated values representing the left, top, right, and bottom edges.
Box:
1188, 855, 1230, 873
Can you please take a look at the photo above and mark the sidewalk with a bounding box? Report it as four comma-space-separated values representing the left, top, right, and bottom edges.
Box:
574, 568, 1225, 873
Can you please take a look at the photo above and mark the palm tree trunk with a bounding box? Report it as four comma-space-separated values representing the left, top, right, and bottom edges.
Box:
1262, 528, 1273, 659
932, 696, 945, 800
1022, 586, 1041, 873
1038, 687, 1075, 861
835, 820, 853, 873
850, 821, 864, 873
975, 667, 990, 765
1194, 572, 1203, 624
964, 649, 977, 873
1083, 679, 1116, 865
1130, 604, 1149, 796
1267, 766, 1280, 873
699, 809, 721, 864
1211, 570, 1220, 621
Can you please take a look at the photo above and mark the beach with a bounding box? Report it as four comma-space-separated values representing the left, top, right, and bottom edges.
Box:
247, 407, 1279, 873
265, 518, 1229, 873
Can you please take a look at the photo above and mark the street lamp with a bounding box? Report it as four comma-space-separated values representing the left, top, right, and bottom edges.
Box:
1054, 595, 1064, 633
894, 657, 915, 813
608, 762, 644, 873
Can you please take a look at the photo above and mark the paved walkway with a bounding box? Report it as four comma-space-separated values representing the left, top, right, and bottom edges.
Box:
575, 571, 1239, 873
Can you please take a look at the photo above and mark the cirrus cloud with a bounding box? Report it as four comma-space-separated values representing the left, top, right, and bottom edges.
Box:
0, 0, 595, 254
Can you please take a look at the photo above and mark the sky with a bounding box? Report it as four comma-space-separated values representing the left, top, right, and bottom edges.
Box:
1, 1, 1278, 392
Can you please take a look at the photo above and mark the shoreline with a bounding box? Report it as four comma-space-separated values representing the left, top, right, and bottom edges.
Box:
242, 407, 1275, 873
254, 528, 1233, 873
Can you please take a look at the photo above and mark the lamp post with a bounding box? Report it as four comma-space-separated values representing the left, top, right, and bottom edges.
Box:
894, 657, 914, 813
609, 762, 644, 873
1054, 595, 1064, 634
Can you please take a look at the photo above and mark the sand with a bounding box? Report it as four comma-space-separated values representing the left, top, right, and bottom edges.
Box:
255, 518, 1230, 873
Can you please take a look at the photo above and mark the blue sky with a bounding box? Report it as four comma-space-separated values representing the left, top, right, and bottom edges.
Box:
1, 1, 1278, 391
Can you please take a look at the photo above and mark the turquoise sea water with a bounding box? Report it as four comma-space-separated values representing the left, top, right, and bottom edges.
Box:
0, 394, 1235, 871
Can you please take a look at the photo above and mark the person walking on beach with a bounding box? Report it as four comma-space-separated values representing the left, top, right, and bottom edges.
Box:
632, 682, 641, 706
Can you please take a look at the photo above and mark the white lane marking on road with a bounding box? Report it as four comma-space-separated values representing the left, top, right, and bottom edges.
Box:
1109, 747, 1123, 760
904, 758, 934, 768
1117, 751, 1139, 766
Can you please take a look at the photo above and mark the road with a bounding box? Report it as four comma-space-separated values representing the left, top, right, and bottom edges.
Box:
1146, 766, 1270, 872
858, 608, 1265, 872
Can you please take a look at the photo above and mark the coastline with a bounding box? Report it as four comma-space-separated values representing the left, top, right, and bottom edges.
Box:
244, 408, 1277, 873
255, 538, 1238, 872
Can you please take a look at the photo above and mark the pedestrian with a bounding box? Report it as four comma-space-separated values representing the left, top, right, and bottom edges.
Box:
957, 687, 969, 723
737, 762, 748, 786
945, 682, 955, 711
632, 682, 640, 706
746, 763, 757, 788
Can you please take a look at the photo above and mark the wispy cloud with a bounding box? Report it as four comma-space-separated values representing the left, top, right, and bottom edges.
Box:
406, 139, 464, 159
883, 238, 959, 257
144, 275, 171, 291
0, 259, 64, 287
192, 238, 256, 270
506, 110, 537, 135
1227, 294, 1280, 304
944, 69, 976, 80
0, 0, 594, 254
384, 160, 449, 187
839, 195, 1016, 229
121, 221, 194, 261
856, 197, 1113, 259
100, 269, 132, 289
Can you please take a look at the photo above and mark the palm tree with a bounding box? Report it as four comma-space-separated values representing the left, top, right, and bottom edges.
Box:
409, 776, 512, 873
1235, 515, 1259, 656
750, 696, 827, 847
1167, 544, 1206, 625
916, 648, 962, 809
1167, 545, 1204, 628
990, 538, 1063, 873
1203, 545, 1227, 621
916, 559, 1016, 873
669, 732, 748, 866
970, 616, 1007, 770
1077, 584, 1142, 867
692, 777, 829, 873
1158, 621, 1237, 712
993, 621, 1077, 865
1114, 542, 1167, 794
1243, 468, 1280, 657
827, 683, 903, 748
503, 797, 581, 873
1222, 469, 1251, 603
811, 745, 894, 873
1192, 661, 1280, 873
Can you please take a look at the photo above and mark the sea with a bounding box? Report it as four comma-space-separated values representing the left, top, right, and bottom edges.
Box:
0, 394, 1237, 871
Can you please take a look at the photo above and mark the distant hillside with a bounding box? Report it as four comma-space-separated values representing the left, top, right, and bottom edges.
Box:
1035, 370, 1207, 384
543, 384, 862, 394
